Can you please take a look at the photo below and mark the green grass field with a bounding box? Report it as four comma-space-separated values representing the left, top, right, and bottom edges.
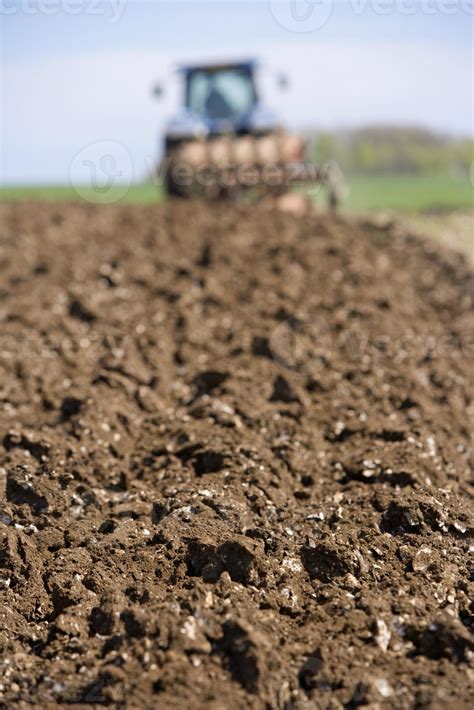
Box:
0, 174, 472, 213
343, 174, 472, 213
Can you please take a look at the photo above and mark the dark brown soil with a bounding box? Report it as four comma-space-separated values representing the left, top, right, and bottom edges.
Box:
0, 201, 472, 709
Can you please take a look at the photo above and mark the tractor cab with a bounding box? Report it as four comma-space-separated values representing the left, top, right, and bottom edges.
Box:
163, 60, 278, 140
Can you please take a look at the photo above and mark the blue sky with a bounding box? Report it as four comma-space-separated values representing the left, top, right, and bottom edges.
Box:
1, 1, 472, 184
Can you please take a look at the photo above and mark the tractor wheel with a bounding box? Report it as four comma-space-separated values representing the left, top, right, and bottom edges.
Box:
161, 149, 187, 198
164, 140, 208, 198
164, 168, 186, 198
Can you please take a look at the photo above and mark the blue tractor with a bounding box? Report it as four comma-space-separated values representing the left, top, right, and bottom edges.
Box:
154, 60, 343, 207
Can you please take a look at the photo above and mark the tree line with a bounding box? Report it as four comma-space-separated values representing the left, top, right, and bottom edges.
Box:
309, 126, 473, 176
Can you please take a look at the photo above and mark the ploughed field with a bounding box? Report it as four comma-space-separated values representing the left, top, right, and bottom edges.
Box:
0, 201, 472, 708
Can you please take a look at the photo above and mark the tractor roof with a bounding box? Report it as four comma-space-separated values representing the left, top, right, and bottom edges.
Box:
177, 60, 257, 74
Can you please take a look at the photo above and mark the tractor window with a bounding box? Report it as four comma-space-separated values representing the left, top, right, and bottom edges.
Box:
187, 68, 256, 120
